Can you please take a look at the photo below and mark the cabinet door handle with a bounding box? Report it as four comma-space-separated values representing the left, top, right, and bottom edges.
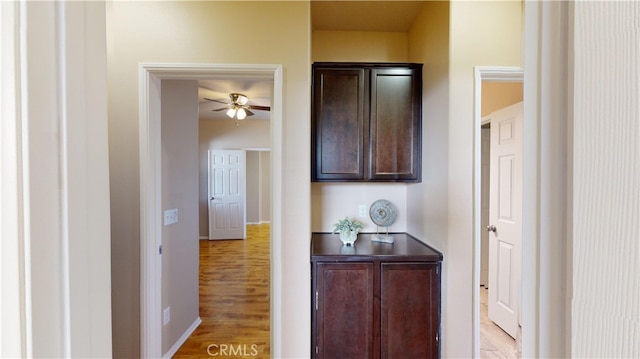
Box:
315, 291, 318, 311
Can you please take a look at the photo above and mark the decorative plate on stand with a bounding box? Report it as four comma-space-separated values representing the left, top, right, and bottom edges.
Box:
369, 199, 397, 243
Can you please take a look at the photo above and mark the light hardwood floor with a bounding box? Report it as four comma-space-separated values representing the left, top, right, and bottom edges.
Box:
173, 224, 270, 358
480, 286, 519, 358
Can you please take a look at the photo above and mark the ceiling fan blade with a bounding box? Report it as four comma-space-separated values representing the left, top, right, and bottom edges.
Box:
212, 107, 228, 112
245, 109, 255, 117
248, 105, 271, 111
203, 97, 229, 104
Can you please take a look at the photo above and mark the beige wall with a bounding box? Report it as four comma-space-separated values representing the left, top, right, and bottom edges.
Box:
406, 0, 451, 352
481, 81, 523, 116
447, 1, 523, 357
246, 151, 260, 223
160, 80, 200, 354
198, 120, 270, 236
107, 2, 310, 357
311, 183, 408, 232
312, 31, 408, 62
406, 0, 450, 254
245, 150, 270, 225
259, 151, 271, 223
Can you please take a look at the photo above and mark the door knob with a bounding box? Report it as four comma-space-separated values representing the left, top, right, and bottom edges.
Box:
210, 197, 215, 200
486, 225, 497, 233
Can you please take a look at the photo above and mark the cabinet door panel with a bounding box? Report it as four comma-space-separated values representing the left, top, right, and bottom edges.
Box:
381, 263, 439, 358
369, 68, 421, 181
316, 262, 374, 358
312, 69, 366, 180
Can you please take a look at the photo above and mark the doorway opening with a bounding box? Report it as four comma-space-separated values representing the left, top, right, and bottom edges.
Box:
473, 66, 523, 358
139, 63, 283, 358
175, 222, 272, 356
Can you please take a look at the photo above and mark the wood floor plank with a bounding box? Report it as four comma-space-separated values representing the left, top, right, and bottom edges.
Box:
173, 224, 270, 358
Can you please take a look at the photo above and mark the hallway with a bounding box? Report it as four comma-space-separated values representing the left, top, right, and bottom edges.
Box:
173, 224, 271, 358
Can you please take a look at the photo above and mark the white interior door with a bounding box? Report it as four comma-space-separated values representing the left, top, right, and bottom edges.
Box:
488, 101, 523, 338
480, 126, 491, 287
208, 150, 246, 240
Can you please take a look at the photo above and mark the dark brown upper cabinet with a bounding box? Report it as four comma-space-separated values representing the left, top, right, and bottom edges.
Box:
312, 62, 422, 182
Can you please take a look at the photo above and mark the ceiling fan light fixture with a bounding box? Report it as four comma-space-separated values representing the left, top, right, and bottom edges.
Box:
203, 92, 269, 121
226, 108, 237, 118
236, 108, 247, 120
230, 93, 249, 106
237, 94, 249, 105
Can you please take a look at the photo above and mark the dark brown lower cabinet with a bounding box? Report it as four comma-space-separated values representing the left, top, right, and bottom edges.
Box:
316, 263, 375, 358
311, 233, 442, 359
381, 263, 440, 358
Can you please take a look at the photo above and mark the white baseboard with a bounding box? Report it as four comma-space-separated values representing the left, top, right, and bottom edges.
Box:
163, 317, 202, 359
201, 221, 270, 238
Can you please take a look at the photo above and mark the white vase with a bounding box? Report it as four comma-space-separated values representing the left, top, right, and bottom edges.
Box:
339, 230, 358, 246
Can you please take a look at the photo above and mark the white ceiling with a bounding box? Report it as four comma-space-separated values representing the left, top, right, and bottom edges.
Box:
198, 1, 426, 122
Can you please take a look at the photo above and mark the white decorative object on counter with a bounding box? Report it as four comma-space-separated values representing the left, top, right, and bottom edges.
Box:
332, 217, 364, 246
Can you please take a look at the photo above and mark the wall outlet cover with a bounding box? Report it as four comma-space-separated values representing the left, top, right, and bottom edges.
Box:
358, 204, 367, 218
163, 307, 170, 325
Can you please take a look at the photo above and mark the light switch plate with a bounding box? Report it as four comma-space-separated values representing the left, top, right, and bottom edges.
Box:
164, 208, 178, 226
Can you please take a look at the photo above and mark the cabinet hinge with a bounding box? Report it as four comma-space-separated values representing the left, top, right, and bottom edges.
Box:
315, 290, 318, 310
159, 245, 162, 255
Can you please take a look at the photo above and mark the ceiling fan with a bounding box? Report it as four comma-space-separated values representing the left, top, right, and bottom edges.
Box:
204, 93, 270, 120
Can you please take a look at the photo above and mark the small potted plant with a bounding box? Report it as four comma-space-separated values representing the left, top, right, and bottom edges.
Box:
332, 217, 364, 246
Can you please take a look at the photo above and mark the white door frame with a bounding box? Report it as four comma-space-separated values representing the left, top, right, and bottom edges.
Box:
472, 66, 523, 356
139, 63, 283, 358
522, 2, 572, 356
